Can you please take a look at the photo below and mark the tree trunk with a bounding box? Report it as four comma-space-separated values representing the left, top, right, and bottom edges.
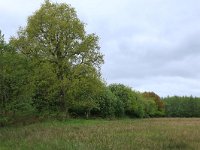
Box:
57, 64, 69, 118
85, 109, 91, 119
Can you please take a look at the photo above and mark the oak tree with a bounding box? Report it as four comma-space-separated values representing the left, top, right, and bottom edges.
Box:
10, 1, 104, 116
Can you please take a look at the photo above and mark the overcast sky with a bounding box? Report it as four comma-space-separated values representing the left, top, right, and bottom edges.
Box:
1, 0, 200, 97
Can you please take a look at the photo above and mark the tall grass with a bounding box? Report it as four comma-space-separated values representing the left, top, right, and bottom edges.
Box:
0, 118, 200, 150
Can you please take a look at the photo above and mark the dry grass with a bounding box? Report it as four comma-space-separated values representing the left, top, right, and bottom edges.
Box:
0, 118, 200, 150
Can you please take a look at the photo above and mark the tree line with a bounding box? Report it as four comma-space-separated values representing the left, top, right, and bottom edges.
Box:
163, 96, 200, 117
0, 1, 199, 126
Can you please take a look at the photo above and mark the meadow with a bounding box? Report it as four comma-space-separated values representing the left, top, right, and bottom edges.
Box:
0, 118, 200, 150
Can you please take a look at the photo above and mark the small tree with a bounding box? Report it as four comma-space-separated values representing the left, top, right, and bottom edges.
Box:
109, 84, 144, 118
0, 34, 34, 123
142, 92, 164, 116
96, 87, 117, 118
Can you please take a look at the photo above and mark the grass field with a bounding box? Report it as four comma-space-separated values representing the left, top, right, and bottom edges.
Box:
0, 118, 200, 150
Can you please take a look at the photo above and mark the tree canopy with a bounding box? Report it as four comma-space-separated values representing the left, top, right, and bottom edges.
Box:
10, 0, 104, 116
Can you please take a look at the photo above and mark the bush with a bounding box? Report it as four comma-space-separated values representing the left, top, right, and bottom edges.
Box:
0, 116, 8, 127
108, 84, 145, 118
114, 99, 125, 117
97, 88, 117, 118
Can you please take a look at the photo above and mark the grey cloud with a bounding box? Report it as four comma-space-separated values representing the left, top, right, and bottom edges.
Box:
1, 0, 200, 96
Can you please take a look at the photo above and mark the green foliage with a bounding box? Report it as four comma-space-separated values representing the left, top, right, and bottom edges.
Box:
164, 96, 200, 117
10, 1, 104, 115
142, 92, 165, 117
0, 31, 6, 53
32, 62, 60, 113
114, 99, 125, 117
95, 87, 117, 118
0, 34, 35, 125
143, 99, 157, 117
2, 0, 200, 126
108, 84, 145, 118
68, 70, 103, 118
